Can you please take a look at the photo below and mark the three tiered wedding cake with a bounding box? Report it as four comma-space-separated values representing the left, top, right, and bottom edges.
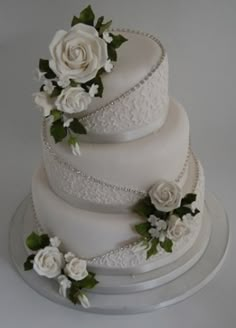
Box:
23, 6, 210, 309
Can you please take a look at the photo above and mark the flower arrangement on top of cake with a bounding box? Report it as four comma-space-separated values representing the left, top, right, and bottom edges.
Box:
33, 5, 127, 155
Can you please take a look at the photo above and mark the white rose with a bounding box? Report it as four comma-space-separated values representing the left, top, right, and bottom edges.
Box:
167, 215, 190, 241
55, 86, 91, 114
149, 180, 182, 212
34, 91, 55, 117
64, 258, 88, 281
57, 275, 71, 298
33, 246, 64, 278
49, 23, 108, 83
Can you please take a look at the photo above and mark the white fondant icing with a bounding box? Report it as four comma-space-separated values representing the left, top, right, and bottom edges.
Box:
32, 153, 204, 271
43, 99, 189, 210
82, 31, 163, 113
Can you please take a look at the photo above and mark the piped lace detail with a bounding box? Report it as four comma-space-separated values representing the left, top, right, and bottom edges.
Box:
78, 30, 169, 141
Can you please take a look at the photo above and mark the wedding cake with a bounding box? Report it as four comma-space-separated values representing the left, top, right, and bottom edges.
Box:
24, 6, 207, 308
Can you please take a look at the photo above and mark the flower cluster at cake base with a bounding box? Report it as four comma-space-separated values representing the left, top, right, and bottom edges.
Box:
33, 5, 127, 155
133, 180, 200, 259
24, 232, 98, 308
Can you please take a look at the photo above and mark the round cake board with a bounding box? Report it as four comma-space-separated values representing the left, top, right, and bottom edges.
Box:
9, 191, 229, 315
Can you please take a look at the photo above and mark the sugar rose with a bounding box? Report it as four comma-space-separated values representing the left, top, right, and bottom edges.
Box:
64, 257, 88, 281
55, 86, 92, 114
149, 180, 182, 212
33, 247, 64, 278
168, 215, 190, 241
49, 23, 108, 83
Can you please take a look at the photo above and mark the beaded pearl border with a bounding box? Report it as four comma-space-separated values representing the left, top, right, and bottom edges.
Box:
79, 29, 166, 122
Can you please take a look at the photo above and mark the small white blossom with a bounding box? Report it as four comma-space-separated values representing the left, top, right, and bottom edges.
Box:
57, 275, 72, 298
148, 217, 167, 239
104, 59, 113, 73
148, 228, 160, 239
43, 80, 55, 95
33, 68, 45, 81
78, 292, 90, 308
71, 142, 81, 156
64, 252, 76, 263
156, 219, 167, 231
58, 77, 70, 88
148, 215, 159, 227
148, 215, 167, 230
89, 84, 99, 97
63, 118, 73, 128
33, 91, 54, 117
103, 32, 113, 44
50, 236, 61, 248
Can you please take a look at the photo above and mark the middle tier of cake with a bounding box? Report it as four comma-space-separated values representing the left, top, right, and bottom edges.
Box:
31, 151, 204, 273
42, 98, 190, 212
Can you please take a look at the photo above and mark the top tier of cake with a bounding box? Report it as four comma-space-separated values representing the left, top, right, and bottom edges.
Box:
76, 30, 169, 143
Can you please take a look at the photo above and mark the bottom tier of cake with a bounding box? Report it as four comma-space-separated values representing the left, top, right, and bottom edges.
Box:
31, 152, 205, 275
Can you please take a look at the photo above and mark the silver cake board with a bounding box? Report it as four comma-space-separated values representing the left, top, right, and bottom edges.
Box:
9, 191, 229, 315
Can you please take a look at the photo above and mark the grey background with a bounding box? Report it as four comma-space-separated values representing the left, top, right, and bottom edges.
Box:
1, 0, 236, 327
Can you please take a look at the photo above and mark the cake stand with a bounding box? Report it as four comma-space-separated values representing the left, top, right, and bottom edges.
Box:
9, 191, 229, 315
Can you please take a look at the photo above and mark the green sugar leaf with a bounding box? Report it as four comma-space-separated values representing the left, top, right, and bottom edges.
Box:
51, 109, 62, 121
74, 273, 99, 289
70, 119, 87, 135
110, 34, 128, 48
50, 85, 63, 98
181, 193, 197, 206
39, 59, 56, 79
107, 45, 117, 61
173, 206, 200, 219
40, 234, 50, 248
160, 237, 173, 253
133, 196, 155, 218
71, 5, 95, 27
26, 232, 50, 251
26, 232, 42, 251
95, 16, 104, 30
135, 222, 151, 238
24, 254, 35, 271
50, 119, 67, 143
147, 238, 159, 259
99, 20, 112, 35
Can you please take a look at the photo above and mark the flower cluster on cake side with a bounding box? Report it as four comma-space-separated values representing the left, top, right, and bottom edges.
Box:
24, 233, 98, 308
33, 5, 127, 155
132, 180, 200, 258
